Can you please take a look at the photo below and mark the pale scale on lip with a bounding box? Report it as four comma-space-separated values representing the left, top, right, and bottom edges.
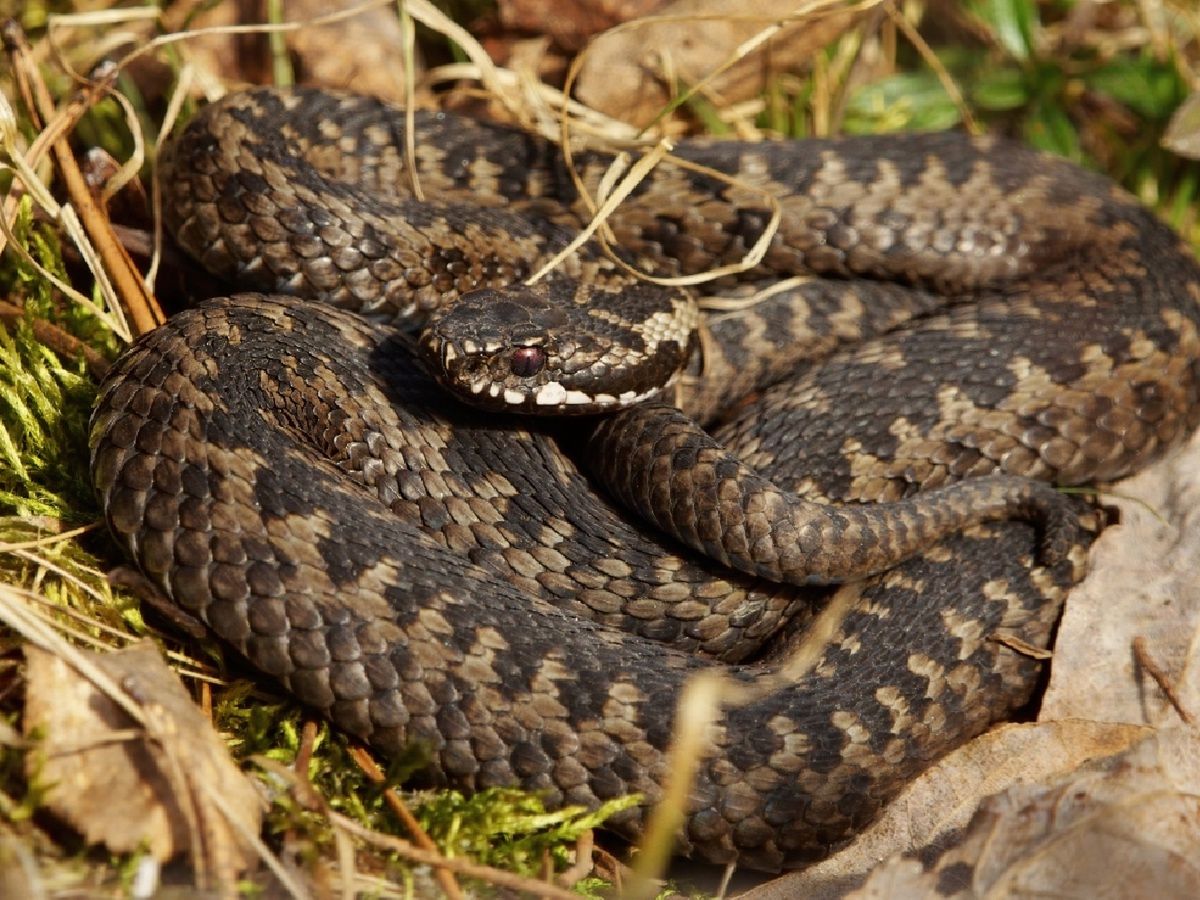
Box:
535, 382, 567, 405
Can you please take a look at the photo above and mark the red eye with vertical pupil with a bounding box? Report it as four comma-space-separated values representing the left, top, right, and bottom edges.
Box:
510, 346, 546, 377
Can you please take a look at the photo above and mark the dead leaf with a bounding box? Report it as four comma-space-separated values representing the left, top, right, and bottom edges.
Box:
284, 0, 418, 102
0, 827, 41, 900
1041, 428, 1200, 727
23, 641, 263, 887
176, 0, 417, 103
1164, 91, 1200, 160
498, 0, 667, 50
737, 720, 1151, 899
845, 727, 1200, 898
575, 0, 860, 127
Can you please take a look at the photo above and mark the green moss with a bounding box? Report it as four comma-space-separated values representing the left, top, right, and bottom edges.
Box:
215, 691, 635, 890
0, 204, 102, 519
416, 788, 640, 878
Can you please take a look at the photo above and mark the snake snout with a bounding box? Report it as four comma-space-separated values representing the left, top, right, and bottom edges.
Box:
418, 283, 691, 415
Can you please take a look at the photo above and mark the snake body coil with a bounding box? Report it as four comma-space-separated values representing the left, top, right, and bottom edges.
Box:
90, 88, 1200, 869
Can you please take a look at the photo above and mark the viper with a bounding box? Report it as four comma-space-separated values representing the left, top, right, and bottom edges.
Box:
89, 87, 1200, 869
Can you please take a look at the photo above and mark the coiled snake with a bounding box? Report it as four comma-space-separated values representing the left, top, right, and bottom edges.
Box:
89, 88, 1200, 869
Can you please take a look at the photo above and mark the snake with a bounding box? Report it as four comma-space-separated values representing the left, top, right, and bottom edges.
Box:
88, 87, 1200, 871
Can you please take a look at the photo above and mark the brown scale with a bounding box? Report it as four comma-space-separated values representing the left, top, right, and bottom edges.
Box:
92, 86, 1200, 868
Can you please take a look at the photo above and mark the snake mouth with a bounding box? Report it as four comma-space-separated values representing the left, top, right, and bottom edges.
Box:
424, 331, 673, 413
417, 283, 695, 415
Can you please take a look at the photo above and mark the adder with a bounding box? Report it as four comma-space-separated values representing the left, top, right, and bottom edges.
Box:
89, 87, 1200, 869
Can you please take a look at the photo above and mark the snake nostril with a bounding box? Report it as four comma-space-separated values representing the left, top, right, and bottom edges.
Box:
510, 346, 545, 377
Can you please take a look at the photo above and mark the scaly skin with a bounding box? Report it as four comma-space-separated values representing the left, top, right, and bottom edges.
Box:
88, 86, 1200, 868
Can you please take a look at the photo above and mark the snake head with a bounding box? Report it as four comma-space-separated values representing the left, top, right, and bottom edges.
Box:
419, 281, 698, 414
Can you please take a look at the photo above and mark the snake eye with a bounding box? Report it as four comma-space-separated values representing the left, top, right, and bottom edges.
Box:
510, 346, 546, 377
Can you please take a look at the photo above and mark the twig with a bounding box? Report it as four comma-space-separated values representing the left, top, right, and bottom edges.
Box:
0, 522, 95, 553
0, 298, 110, 380
556, 829, 595, 888
993, 632, 1053, 660
1133, 636, 1195, 725
326, 810, 583, 900
2, 19, 164, 336
348, 745, 464, 900
295, 720, 320, 780
881, 0, 978, 133
198, 680, 212, 720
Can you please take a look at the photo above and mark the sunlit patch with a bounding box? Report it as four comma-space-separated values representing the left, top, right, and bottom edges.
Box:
535, 382, 567, 405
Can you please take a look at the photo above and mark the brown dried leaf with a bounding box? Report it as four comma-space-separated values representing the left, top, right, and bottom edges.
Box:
574, 0, 859, 127
738, 720, 1150, 899
284, 0, 417, 102
180, 0, 416, 102
0, 828, 41, 899
1164, 90, 1200, 160
1041, 428, 1200, 726
23, 641, 263, 879
846, 727, 1200, 898
498, 0, 667, 50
